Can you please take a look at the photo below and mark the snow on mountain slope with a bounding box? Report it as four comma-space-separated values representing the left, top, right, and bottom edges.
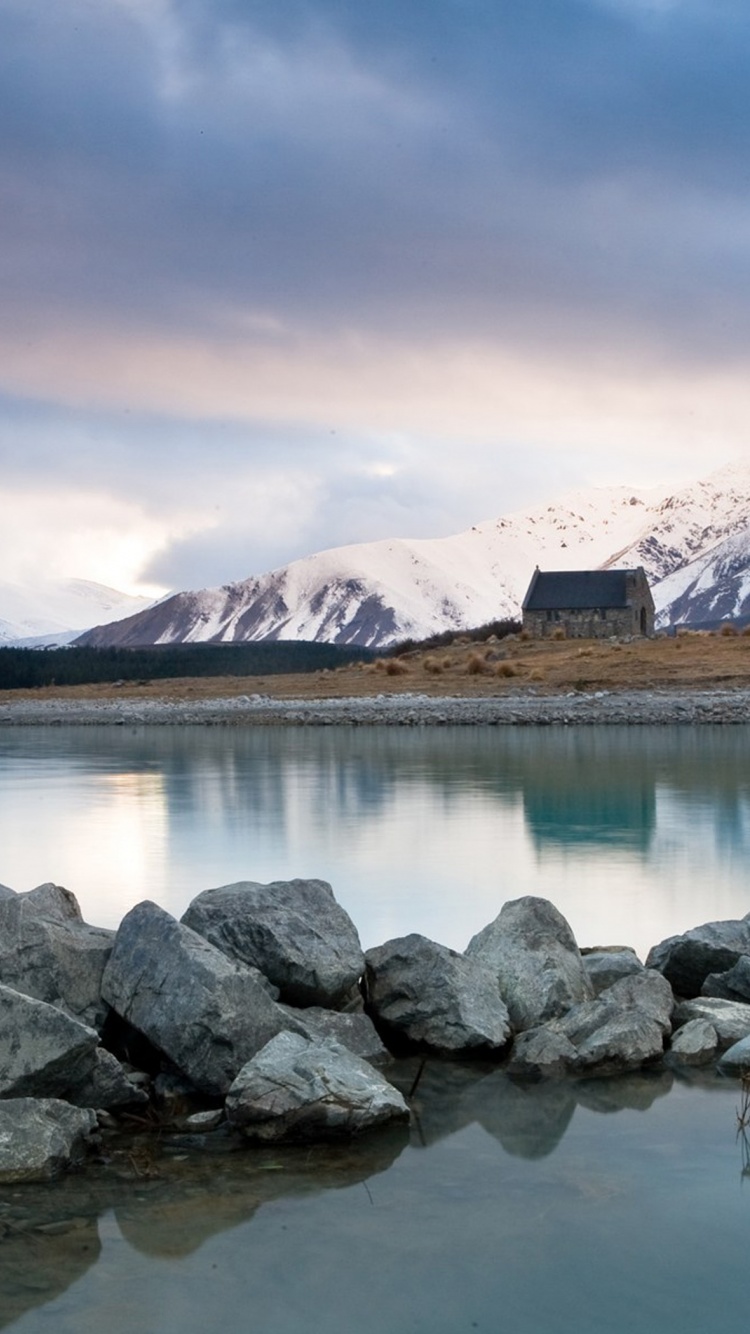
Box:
75, 461, 750, 650
653, 524, 750, 627
0, 579, 156, 646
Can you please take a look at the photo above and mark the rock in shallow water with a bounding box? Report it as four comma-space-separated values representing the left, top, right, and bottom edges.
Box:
0, 1098, 97, 1182
465, 896, 593, 1032
101, 900, 293, 1096
672, 997, 750, 1050
182, 878, 364, 1008
364, 933, 511, 1057
225, 1032, 409, 1142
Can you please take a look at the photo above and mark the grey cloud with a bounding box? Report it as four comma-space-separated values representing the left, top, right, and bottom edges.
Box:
1, 0, 750, 361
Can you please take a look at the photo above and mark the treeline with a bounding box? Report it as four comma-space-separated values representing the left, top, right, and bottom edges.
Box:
388, 618, 521, 656
0, 642, 376, 690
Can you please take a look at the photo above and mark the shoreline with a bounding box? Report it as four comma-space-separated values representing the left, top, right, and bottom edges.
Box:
2, 685, 750, 726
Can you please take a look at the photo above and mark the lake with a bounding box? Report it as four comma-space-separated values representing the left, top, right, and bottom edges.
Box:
1, 724, 749, 1332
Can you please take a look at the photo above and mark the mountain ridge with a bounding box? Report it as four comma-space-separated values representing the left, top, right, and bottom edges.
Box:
73, 461, 750, 649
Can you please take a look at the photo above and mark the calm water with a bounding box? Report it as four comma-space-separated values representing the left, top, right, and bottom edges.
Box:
1, 724, 750, 1333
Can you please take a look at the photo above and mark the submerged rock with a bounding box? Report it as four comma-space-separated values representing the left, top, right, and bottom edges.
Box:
717, 1034, 750, 1074
466, 896, 593, 1032
0, 882, 114, 1030
364, 933, 511, 1057
646, 915, 750, 998
0, 984, 99, 1099
225, 1032, 409, 1142
182, 878, 364, 1008
0, 1098, 98, 1182
101, 900, 293, 1097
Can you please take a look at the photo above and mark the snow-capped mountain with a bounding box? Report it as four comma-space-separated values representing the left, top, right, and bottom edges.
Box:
75, 461, 750, 650
0, 579, 156, 647
653, 524, 750, 628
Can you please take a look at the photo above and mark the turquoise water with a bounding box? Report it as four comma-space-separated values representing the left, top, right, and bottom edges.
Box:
0, 725, 749, 956
1, 725, 750, 1332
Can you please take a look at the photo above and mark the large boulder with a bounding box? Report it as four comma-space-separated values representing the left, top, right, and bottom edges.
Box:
0, 882, 114, 1030
646, 914, 750, 998
0, 1098, 98, 1182
667, 1019, 719, 1067
101, 901, 294, 1097
225, 1032, 409, 1142
0, 984, 99, 1098
363, 933, 511, 1057
182, 878, 364, 1008
465, 897, 593, 1032
672, 997, 750, 1050
509, 970, 674, 1078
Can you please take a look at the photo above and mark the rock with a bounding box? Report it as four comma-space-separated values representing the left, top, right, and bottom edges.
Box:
62, 1048, 149, 1111
508, 971, 673, 1078
507, 1027, 578, 1079
363, 934, 511, 1057
702, 955, 750, 1002
101, 900, 293, 1097
465, 897, 593, 1032
718, 1035, 750, 1074
646, 914, 750, 998
225, 1031, 409, 1142
281, 1005, 390, 1065
182, 878, 364, 1008
582, 948, 644, 995
672, 997, 750, 1049
0, 1098, 98, 1182
667, 1019, 718, 1066
183, 1109, 225, 1132
0, 984, 99, 1098
0, 882, 114, 1030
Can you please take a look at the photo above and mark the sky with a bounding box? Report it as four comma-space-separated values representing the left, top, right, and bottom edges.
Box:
2, 0, 750, 596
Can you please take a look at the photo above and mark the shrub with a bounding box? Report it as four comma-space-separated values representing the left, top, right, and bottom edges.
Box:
496, 662, 517, 678
552, 627, 567, 641
466, 652, 486, 675
529, 668, 544, 682
423, 656, 442, 674
385, 658, 410, 676
720, 622, 738, 636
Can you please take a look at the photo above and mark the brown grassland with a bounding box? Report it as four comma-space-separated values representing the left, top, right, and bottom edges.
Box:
3, 628, 750, 704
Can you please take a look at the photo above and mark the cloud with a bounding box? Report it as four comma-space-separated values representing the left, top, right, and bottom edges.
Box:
1, 1, 749, 593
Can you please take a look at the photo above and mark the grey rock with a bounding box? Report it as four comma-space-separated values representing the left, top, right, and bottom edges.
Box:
508, 971, 673, 1078
183, 1109, 225, 1132
101, 900, 293, 1097
0, 882, 114, 1030
718, 1034, 750, 1074
63, 1048, 149, 1110
281, 1005, 390, 1065
0, 984, 99, 1098
182, 878, 364, 1007
0, 1098, 98, 1182
225, 1031, 409, 1142
507, 1027, 578, 1079
646, 915, 750, 998
702, 955, 750, 1003
363, 933, 511, 1057
673, 997, 750, 1049
582, 948, 644, 995
465, 896, 593, 1032
667, 1019, 718, 1066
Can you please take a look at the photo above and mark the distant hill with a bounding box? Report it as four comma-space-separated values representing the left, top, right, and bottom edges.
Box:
0, 578, 156, 646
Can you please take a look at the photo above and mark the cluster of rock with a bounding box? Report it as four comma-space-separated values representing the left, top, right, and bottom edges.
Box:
1, 877, 749, 1183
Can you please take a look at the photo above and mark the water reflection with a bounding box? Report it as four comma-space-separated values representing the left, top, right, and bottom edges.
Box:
1, 726, 750, 959
1, 1068, 743, 1334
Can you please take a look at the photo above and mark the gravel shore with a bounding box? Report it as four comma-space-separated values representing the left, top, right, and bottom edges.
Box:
2, 686, 750, 726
